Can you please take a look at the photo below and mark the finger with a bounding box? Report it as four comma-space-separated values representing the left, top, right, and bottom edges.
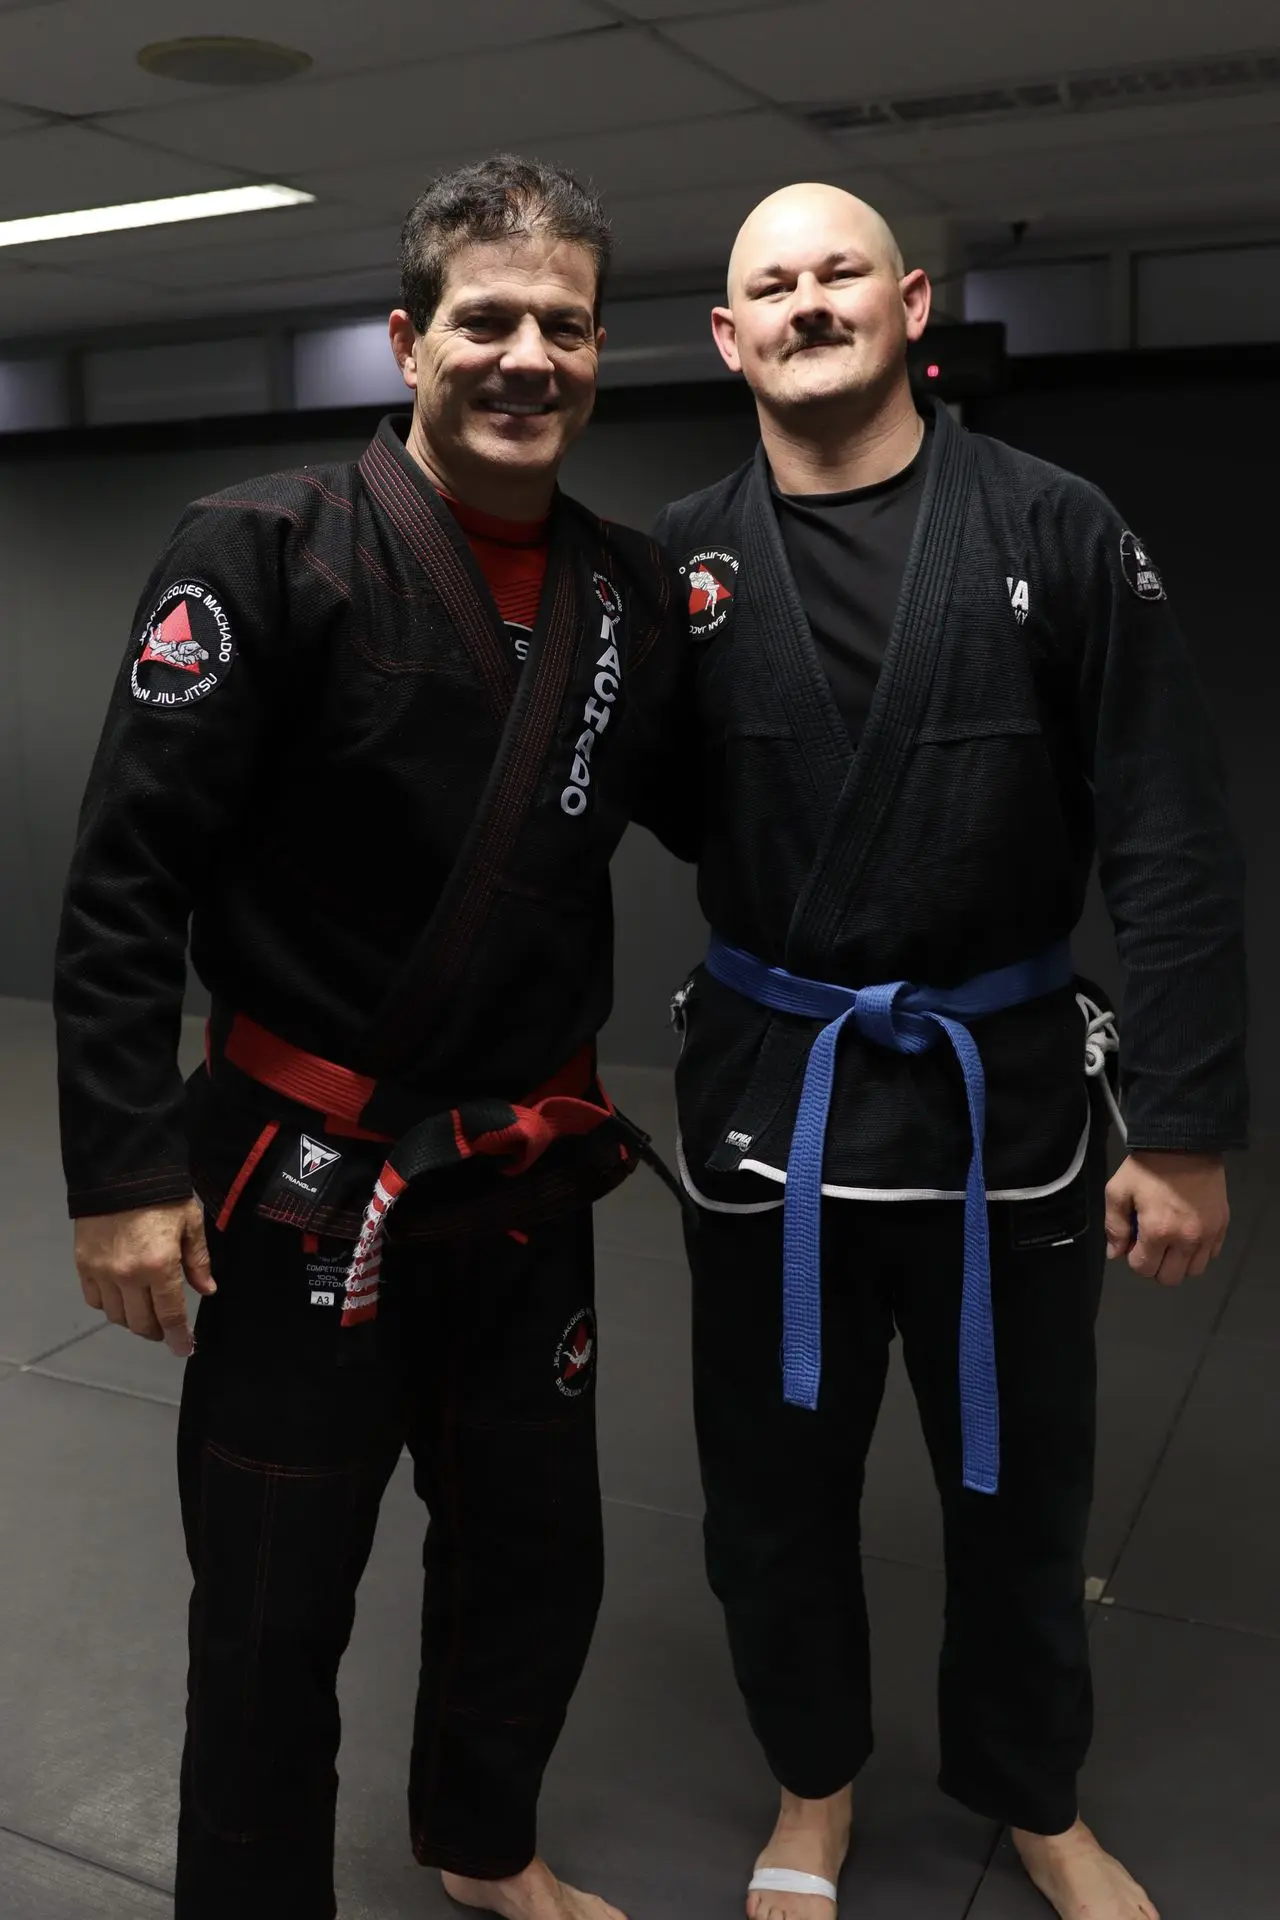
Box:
1154, 1243, 1193, 1287
96, 1277, 128, 1329
1187, 1238, 1216, 1279
182, 1212, 217, 1297
152, 1272, 195, 1359
1104, 1194, 1135, 1262
122, 1282, 165, 1342
1128, 1229, 1169, 1279
79, 1270, 104, 1311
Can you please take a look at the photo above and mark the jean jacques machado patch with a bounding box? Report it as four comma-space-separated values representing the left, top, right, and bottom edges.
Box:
131, 580, 236, 706
680, 548, 739, 638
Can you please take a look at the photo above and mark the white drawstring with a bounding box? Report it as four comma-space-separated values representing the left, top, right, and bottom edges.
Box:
1077, 992, 1127, 1143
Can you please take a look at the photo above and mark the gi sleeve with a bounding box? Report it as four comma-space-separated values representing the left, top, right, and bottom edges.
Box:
1071, 494, 1248, 1152
54, 501, 288, 1216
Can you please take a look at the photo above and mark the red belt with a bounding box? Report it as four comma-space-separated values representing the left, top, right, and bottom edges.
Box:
211, 1014, 621, 1325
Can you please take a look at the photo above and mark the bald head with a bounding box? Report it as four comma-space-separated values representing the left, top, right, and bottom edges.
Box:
727, 184, 904, 302
709, 180, 929, 429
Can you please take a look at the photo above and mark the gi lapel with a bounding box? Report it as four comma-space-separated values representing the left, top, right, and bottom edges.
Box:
786, 399, 977, 970
354, 498, 596, 1080
358, 415, 518, 722
741, 444, 850, 819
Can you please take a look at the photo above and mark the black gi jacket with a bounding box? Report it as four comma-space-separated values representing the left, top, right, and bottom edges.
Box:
56, 415, 693, 1234
654, 398, 1248, 1206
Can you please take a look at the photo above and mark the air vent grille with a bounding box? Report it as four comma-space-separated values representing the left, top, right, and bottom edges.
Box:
807, 49, 1280, 136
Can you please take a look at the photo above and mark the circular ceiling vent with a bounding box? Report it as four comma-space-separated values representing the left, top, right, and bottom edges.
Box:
137, 37, 312, 86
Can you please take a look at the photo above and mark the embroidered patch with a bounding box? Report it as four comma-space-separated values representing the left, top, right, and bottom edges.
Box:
130, 580, 236, 706
561, 576, 623, 818
593, 571, 623, 626
679, 548, 739, 638
1119, 531, 1165, 602
554, 1307, 597, 1399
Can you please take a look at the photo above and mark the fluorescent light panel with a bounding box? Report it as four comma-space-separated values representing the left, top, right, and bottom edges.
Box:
0, 183, 315, 249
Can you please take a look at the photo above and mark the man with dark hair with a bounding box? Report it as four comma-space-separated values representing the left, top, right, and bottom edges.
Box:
57, 153, 692, 1920
656, 183, 1245, 1920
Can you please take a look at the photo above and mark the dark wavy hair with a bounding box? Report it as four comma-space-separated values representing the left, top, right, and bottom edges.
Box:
399, 153, 611, 332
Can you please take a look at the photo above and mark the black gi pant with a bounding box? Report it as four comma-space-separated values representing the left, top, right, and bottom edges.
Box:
174, 1201, 602, 1920
688, 1142, 1106, 1837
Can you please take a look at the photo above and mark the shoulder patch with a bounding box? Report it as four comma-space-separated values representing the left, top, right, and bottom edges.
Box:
1119, 531, 1165, 603
131, 581, 236, 707
679, 548, 739, 638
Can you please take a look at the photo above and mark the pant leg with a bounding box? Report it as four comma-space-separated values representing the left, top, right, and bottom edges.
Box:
403, 1210, 605, 1879
688, 1204, 895, 1800
175, 1213, 405, 1920
888, 1151, 1107, 1835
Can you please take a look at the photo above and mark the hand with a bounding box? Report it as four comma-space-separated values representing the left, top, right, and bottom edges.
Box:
1104, 1151, 1229, 1285
74, 1199, 217, 1357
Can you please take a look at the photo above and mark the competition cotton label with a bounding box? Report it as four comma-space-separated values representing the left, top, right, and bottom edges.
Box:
131, 580, 236, 706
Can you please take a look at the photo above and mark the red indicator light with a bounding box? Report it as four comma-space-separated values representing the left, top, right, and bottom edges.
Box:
926, 362, 941, 379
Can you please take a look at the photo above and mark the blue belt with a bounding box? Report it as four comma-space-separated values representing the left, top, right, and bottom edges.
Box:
704, 935, 1075, 1495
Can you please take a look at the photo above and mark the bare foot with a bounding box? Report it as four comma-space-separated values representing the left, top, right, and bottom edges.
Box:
746, 1785, 851, 1920
442, 1856, 628, 1920
1013, 1820, 1159, 1920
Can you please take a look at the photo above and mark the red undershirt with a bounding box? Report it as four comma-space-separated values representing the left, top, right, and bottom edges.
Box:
442, 493, 549, 661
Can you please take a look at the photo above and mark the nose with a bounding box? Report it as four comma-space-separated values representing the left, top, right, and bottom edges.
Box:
500, 314, 556, 379
789, 271, 837, 328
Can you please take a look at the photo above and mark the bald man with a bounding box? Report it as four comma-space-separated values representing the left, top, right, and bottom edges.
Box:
653, 185, 1246, 1920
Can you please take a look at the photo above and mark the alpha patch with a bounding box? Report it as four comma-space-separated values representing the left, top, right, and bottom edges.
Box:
679, 548, 739, 638
1119, 531, 1165, 602
131, 580, 235, 706
554, 1306, 597, 1399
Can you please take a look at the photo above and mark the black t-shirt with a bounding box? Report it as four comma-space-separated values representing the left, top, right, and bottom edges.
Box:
773, 415, 931, 744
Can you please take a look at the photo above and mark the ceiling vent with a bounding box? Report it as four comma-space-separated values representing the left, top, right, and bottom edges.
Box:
807, 48, 1280, 136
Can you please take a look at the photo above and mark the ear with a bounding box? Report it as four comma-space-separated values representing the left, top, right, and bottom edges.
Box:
595, 324, 607, 355
389, 309, 420, 390
710, 305, 742, 374
901, 268, 932, 343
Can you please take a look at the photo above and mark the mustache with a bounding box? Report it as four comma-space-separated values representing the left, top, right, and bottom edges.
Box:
781, 326, 855, 357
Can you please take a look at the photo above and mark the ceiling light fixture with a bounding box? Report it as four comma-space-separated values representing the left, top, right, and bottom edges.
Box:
137, 37, 312, 86
0, 183, 316, 250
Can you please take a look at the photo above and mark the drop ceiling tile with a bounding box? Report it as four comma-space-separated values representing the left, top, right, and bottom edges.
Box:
622, 0, 813, 15
0, 124, 233, 221
0, 263, 183, 340
820, 87, 1280, 173
0, 0, 611, 117
901, 124, 1280, 220
160, 267, 400, 320
305, 108, 845, 215
663, 0, 1280, 106
0, 101, 47, 135
138, 222, 400, 291
99, 29, 753, 175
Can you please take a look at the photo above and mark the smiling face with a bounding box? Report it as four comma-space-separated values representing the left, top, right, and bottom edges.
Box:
390, 230, 604, 508
712, 185, 929, 419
